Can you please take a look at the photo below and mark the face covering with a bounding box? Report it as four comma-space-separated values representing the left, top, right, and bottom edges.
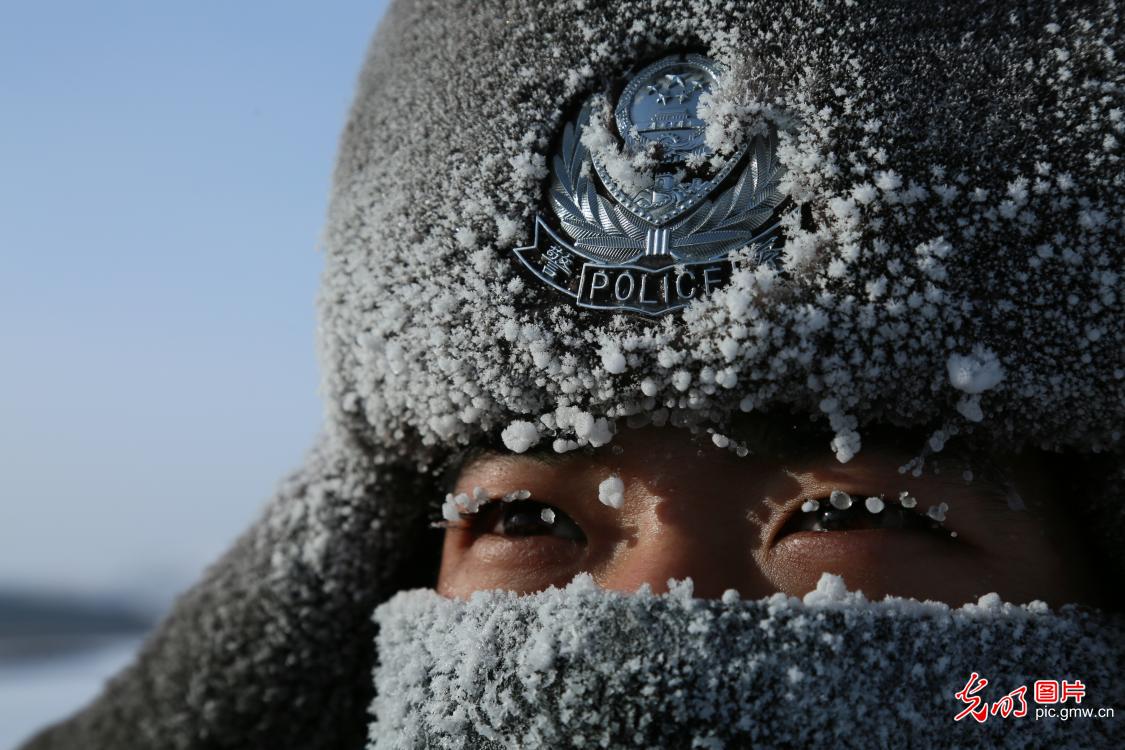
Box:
369, 575, 1124, 748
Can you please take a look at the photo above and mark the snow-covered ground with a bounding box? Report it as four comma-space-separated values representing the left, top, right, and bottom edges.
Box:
0, 638, 142, 750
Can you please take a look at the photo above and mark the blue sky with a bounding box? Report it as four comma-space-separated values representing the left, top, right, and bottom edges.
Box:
0, 1, 390, 599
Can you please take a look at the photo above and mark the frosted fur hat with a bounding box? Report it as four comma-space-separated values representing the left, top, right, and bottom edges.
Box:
321, 0, 1122, 466
23, 1, 1123, 749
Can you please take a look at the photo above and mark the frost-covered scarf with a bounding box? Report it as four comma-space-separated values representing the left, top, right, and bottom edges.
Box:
370, 575, 1125, 749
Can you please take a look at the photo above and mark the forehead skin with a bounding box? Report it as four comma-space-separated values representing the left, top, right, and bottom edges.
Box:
439, 418, 1103, 607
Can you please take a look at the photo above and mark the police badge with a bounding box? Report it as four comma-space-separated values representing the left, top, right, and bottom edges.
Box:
515, 53, 785, 316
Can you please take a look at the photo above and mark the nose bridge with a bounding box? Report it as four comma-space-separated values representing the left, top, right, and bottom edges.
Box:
598, 497, 774, 600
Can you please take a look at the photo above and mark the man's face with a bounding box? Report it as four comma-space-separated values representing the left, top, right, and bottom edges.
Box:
437, 418, 1100, 607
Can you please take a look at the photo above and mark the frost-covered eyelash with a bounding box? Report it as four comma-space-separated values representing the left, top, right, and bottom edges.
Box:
803, 490, 949, 520
793, 490, 955, 536
430, 487, 533, 528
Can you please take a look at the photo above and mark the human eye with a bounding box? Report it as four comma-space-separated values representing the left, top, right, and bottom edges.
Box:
438, 489, 586, 544
777, 491, 953, 538
478, 498, 587, 542
435, 484, 593, 598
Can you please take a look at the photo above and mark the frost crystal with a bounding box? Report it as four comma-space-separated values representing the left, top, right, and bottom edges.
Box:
598, 475, 625, 509
441, 491, 482, 520
540, 508, 556, 524
501, 420, 541, 453
946, 348, 1004, 395
440, 495, 462, 522
801, 573, 859, 606
926, 502, 949, 522
829, 490, 852, 510
601, 346, 627, 374
462, 489, 485, 514
898, 491, 917, 509
800, 499, 819, 513
584, 417, 614, 447
864, 496, 885, 514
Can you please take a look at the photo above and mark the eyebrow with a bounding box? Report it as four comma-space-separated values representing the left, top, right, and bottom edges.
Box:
724, 415, 834, 461
456, 442, 576, 474
455, 423, 1024, 505
921, 445, 1019, 504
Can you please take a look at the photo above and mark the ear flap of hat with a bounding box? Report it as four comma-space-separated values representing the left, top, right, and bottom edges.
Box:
20, 433, 440, 750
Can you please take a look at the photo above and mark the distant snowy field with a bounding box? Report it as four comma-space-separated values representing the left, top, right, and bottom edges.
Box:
0, 639, 141, 750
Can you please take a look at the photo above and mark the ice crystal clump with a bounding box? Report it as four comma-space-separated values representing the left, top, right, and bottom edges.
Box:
580, 95, 658, 195
440, 496, 461, 522
598, 475, 625, 509
501, 420, 541, 453
600, 345, 627, 374
440, 487, 493, 521
947, 347, 1005, 395
801, 572, 864, 607
926, 502, 950, 523
829, 490, 852, 510
502, 489, 532, 503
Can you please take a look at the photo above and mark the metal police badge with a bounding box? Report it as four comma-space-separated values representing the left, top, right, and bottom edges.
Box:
514, 53, 785, 316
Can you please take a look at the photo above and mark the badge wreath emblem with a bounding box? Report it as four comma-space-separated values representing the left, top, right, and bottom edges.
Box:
515, 54, 786, 316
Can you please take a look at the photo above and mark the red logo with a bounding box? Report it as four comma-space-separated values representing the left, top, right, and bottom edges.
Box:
954, 673, 990, 723
956, 675, 1087, 723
